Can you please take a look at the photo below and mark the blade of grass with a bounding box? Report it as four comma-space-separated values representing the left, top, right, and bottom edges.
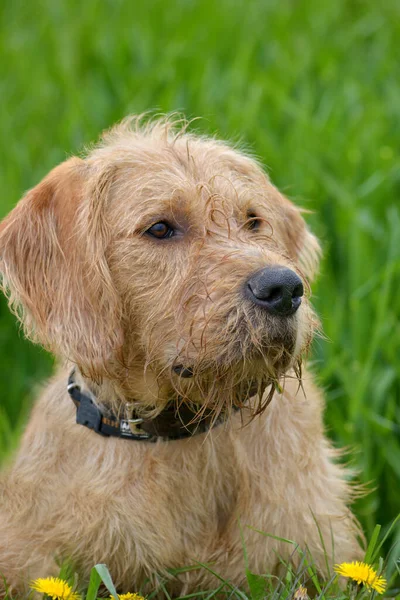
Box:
364, 524, 381, 564
193, 562, 248, 599
204, 584, 229, 599
371, 515, 400, 564
246, 527, 296, 546
94, 564, 118, 600
85, 566, 102, 600
245, 569, 266, 600
175, 584, 226, 599
156, 580, 173, 600
167, 565, 204, 575
301, 547, 323, 597
310, 508, 331, 577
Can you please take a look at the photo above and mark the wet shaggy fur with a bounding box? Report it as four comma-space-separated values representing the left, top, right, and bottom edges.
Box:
0, 117, 362, 597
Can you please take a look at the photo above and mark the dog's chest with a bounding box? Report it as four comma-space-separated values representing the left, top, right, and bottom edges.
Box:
58, 424, 265, 571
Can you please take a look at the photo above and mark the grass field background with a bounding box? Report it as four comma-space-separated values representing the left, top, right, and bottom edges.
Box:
0, 0, 399, 586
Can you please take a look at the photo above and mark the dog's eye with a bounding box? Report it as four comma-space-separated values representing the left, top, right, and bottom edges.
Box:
146, 222, 175, 239
246, 212, 261, 231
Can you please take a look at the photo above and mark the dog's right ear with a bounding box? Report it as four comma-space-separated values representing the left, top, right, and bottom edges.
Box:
0, 158, 122, 379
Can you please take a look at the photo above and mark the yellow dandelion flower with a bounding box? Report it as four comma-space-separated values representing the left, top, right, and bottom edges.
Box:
109, 594, 146, 600
334, 561, 386, 594
30, 577, 81, 599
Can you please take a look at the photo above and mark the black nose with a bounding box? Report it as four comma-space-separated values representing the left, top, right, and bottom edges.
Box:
245, 267, 304, 316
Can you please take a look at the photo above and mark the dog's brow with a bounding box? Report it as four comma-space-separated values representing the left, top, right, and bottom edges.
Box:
135, 208, 190, 232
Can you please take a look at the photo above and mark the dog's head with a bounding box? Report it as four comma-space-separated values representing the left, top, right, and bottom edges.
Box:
0, 117, 320, 418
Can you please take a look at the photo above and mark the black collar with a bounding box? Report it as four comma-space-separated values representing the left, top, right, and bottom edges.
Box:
67, 369, 233, 442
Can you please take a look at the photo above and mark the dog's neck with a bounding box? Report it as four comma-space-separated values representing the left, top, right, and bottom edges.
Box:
68, 368, 237, 442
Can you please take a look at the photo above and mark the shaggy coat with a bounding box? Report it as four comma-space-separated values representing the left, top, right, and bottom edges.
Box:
0, 117, 361, 597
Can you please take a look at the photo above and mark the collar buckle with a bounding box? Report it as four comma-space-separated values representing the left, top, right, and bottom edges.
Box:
122, 404, 153, 439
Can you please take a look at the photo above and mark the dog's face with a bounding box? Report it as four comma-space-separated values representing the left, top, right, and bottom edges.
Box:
0, 118, 320, 416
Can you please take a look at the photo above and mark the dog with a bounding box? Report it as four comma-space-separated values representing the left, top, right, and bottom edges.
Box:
0, 116, 361, 597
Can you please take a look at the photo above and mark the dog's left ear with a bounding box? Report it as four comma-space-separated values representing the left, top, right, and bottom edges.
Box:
0, 158, 123, 379
275, 191, 321, 282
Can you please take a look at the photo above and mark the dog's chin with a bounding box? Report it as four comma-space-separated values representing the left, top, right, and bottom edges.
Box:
167, 331, 303, 421
172, 329, 301, 381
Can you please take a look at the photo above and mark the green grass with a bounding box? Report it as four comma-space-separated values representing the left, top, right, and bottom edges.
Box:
0, 0, 399, 594
6, 523, 400, 599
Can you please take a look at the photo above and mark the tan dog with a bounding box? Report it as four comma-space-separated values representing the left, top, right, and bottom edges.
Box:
0, 117, 361, 597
